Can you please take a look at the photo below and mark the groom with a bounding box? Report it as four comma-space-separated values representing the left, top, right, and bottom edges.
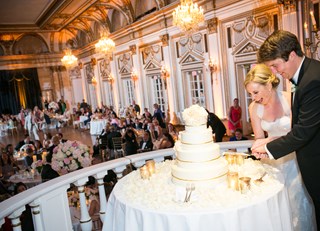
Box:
251, 30, 320, 228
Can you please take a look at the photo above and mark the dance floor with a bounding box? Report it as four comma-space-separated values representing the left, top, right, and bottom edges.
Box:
0, 125, 96, 150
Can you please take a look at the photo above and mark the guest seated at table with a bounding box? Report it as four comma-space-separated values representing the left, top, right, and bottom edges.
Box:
149, 119, 163, 141
142, 108, 152, 120
42, 132, 52, 150
107, 126, 122, 150
133, 118, 143, 130
24, 148, 35, 168
41, 152, 59, 182
125, 114, 134, 128
167, 123, 179, 141
137, 130, 153, 153
33, 140, 43, 155
58, 132, 67, 143
83, 108, 92, 128
47, 135, 61, 155
5, 144, 17, 167
0, 152, 14, 179
123, 129, 139, 156
229, 128, 248, 141
92, 137, 100, 158
153, 132, 175, 150
15, 134, 35, 151
110, 113, 121, 129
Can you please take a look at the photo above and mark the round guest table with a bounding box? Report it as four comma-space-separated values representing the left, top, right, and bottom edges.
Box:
90, 119, 108, 135
103, 161, 293, 231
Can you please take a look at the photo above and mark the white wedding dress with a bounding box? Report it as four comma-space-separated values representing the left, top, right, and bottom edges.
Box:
256, 91, 316, 231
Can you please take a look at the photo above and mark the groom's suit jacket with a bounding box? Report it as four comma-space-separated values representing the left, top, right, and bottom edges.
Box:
267, 57, 320, 200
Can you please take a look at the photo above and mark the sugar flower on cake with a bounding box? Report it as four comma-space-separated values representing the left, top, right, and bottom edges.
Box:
182, 104, 208, 126
51, 140, 92, 175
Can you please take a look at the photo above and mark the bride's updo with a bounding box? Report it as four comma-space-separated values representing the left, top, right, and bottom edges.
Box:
244, 63, 280, 89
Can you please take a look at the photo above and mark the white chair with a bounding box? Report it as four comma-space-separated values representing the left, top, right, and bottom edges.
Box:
7, 120, 18, 135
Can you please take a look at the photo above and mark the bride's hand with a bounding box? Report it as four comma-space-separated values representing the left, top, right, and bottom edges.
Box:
251, 138, 270, 150
252, 152, 269, 159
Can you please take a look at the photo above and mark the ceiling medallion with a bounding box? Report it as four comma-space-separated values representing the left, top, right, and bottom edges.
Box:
172, 0, 204, 34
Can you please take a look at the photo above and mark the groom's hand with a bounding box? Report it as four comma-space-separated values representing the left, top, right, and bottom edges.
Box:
252, 152, 269, 159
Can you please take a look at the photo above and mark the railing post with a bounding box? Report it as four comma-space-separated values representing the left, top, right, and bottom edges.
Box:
75, 178, 92, 231
29, 199, 43, 231
95, 172, 108, 222
8, 207, 25, 231
113, 166, 126, 179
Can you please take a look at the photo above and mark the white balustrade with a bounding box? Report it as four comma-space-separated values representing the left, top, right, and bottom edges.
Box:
0, 142, 252, 231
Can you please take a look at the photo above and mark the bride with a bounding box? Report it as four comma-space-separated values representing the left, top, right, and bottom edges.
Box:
244, 64, 315, 231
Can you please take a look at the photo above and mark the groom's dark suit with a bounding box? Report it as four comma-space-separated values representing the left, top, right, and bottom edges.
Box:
267, 57, 320, 225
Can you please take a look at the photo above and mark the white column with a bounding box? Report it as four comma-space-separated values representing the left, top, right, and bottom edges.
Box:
80, 65, 88, 103
110, 58, 120, 113
131, 49, 142, 106
95, 173, 108, 222
8, 207, 25, 231
207, 31, 225, 118
74, 178, 92, 231
29, 199, 44, 231
93, 61, 102, 108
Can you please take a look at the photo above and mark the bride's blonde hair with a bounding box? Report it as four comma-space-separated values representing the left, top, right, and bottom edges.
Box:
244, 63, 280, 89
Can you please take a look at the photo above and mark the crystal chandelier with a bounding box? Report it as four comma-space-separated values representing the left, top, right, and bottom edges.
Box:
61, 48, 78, 69
95, 32, 115, 58
172, 0, 204, 33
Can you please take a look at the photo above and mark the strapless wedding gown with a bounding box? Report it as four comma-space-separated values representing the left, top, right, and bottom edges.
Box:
256, 92, 316, 231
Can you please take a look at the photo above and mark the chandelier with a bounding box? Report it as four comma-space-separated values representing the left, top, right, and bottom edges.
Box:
95, 32, 115, 58
172, 0, 204, 33
61, 48, 78, 69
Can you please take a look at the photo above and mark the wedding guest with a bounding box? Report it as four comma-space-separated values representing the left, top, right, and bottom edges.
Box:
167, 123, 179, 141
15, 134, 34, 151
57, 133, 67, 143
153, 103, 165, 128
41, 152, 59, 182
0, 152, 14, 179
229, 128, 248, 141
47, 135, 60, 155
154, 132, 175, 150
142, 108, 152, 120
80, 99, 88, 110
133, 118, 143, 130
24, 147, 34, 167
245, 61, 315, 230
228, 98, 242, 135
42, 132, 52, 150
137, 130, 153, 153
122, 129, 139, 156
132, 100, 141, 114
24, 110, 40, 141
206, 109, 226, 142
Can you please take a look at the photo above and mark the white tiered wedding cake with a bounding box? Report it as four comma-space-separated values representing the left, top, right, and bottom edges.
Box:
171, 105, 228, 187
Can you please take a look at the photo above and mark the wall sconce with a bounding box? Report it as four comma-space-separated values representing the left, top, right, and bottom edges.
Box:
131, 70, 138, 82
161, 65, 170, 89
304, 11, 320, 58
206, 58, 218, 85
91, 76, 97, 86
106, 74, 114, 84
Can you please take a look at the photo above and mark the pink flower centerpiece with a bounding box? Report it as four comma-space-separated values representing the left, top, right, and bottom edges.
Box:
51, 140, 92, 175
31, 160, 44, 173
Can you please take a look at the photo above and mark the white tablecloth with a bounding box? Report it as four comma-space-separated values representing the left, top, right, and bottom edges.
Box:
90, 119, 107, 135
79, 116, 89, 123
9, 173, 42, 188
103, 163, 293, 231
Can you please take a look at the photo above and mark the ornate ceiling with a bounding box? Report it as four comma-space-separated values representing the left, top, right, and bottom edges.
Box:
0, 0, 168, 33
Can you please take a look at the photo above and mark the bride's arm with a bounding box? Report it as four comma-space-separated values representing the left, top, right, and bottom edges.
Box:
248, 103, 264, 139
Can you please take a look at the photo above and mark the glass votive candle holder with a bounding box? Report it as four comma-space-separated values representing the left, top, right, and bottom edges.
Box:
236, 154, 244, 165
227, 171, 239, 191
140, 165, 150, 180
239, 177, 251, 194
225, 154, 236, 165
146, 160, 156, 175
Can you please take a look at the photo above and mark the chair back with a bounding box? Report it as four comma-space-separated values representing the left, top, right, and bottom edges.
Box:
112, 137, 123, 150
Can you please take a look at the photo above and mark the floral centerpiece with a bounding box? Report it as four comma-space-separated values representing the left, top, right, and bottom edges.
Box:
31, 160, 44, 173
51, 140, 92, 175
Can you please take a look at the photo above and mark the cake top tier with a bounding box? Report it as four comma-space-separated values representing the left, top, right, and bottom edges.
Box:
182, 104, 208, 126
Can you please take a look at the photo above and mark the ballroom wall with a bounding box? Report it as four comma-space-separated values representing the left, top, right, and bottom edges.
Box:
0, 0, 319, 135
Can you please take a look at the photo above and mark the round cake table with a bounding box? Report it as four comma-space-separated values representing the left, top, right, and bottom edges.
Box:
103, 160, 293, 231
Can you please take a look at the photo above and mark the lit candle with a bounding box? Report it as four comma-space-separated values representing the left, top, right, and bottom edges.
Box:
304, 22, 309, 39
236, 154, 244, 166
310, 11, 317, 29
146, 160, 156, 175
227, 171, 239, 191
225, 154, 236, 165
42, 151, 47, 162
239, 177, 251, 194
140, 165, 150, 180
32, 155, 37, 163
